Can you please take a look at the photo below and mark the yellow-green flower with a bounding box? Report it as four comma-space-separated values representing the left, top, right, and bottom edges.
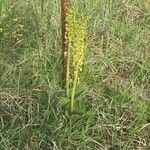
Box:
0, 28, 3, 32
13, 18, 18, 22
18, 34, 23, 37
65, 4, 86, 112
18, 24, 24, 29
66, 5, 86, 82
12, 31, 17, 38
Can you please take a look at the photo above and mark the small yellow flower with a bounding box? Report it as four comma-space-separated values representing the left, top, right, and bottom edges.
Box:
79, 67, 82, 72
18, 34, 23, 37
10, 5, 15, 9
2, 14, 6, 18
13, 18, 18, 22
0, 28, 3, 32
12, 31, 17, 38
8, 5, 14, 11
18, 24, 24, 29
64, 51, 67, 57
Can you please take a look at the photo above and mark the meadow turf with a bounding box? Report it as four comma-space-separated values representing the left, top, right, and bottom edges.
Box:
0, 0, 150, 149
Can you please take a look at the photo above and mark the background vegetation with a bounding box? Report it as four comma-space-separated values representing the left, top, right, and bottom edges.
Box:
0, 0, 150, 149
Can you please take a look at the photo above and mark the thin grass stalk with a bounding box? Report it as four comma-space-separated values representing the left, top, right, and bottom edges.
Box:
39, 0, 45, 60
41, 0, 48, 49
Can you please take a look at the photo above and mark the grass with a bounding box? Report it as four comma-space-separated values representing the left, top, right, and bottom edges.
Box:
0, 0, 150, 149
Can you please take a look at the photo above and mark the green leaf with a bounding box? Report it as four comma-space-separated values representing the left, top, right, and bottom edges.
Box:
59, 97, 70, 107
73, 100, 86, 114
69, 85, 86, 98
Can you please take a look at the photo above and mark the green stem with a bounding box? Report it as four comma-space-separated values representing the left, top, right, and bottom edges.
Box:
66, 48, 70, 99
70, 64, 79, 112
